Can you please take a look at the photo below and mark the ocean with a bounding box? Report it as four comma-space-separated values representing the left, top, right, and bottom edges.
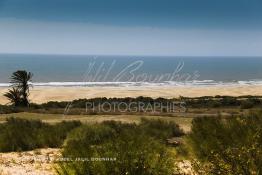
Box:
0, 53, 262, 87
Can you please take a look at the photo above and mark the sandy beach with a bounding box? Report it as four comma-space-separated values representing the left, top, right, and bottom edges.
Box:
1, 85, 262, 104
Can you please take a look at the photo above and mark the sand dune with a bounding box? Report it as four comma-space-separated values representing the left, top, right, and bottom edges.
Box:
1, 85, 262, 104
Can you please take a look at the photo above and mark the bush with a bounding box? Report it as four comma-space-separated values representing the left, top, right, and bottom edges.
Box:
140, 118, 184, 142
188, 112, 262, 174
57, 121, 177, 175
240, 100, 255, 109
102, 120, 137, 133
0, 105, 21, 114
0, 118, 81, 152
37, 121, 82, 148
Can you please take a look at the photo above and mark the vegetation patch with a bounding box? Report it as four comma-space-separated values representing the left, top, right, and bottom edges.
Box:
0, 118, 81, 152
188, 112, 262, 174
56, 119, 184, 175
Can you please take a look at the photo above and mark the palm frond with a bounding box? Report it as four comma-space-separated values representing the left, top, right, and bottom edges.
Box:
3, 88, 22, 106
10, 70, 33, 86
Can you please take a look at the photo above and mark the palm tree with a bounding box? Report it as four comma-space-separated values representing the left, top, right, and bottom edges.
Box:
7, 70, 33, 106
4, 87, 22, 106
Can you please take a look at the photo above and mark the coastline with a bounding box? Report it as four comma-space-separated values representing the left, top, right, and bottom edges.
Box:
1, 85, 262, 104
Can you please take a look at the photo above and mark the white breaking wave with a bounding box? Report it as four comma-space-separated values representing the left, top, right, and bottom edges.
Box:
0, 83, 11, 87
0, 80, 262, 87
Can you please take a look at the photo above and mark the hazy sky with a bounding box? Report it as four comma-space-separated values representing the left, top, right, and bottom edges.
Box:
0, 0, 262, 56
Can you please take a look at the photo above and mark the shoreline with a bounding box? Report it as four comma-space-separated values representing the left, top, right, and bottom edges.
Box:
1, 85, 262, 104
1, 80, 262, 87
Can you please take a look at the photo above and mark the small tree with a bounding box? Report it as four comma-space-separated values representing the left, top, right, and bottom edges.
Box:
4, 70, 33, 107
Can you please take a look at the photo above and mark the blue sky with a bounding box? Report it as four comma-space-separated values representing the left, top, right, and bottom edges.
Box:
0, 0, 261, 56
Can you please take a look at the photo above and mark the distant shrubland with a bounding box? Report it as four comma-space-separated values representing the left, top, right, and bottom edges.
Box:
1, 96, 262, 115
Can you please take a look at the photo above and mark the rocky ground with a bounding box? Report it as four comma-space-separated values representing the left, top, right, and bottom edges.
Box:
177, 160, 196, 175
0, 148, 60, 175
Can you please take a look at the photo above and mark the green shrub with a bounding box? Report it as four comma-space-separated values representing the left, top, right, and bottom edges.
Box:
0, 118, 81, 152
37, 121, 82, 148
0, 118, 43, 151
102, 120, 137, 133
188, 113, 262, 174
209, 100, 222, 108
57, 121, 176, 175
240, 100, 254, 109
140, 118, 184, 141
0, 105, 21, 114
